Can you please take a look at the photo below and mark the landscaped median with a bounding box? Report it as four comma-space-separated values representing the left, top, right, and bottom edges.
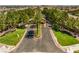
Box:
52, 30, 79, 53
49, 27, 79, 53
53, 30, 79, 46
0, 28, 25, 46
0, 28, 26, 52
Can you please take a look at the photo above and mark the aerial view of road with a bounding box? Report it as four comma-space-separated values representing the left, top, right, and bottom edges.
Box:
1, 6, 79, 53
11, 23, 63, 53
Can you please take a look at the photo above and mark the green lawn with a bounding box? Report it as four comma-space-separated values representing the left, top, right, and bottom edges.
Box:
0, 28, 25, 46
54, 30, 79, 46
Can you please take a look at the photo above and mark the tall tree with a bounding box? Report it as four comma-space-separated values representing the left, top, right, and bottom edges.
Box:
34, 8, 43, 35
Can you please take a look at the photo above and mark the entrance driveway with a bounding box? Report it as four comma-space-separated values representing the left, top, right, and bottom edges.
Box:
11, 23, 63, 53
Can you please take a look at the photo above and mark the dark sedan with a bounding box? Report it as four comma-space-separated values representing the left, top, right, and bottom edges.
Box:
26, 30, 34, 38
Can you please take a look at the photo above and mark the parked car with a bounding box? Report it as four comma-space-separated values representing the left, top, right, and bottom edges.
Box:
26, 30, 34, 38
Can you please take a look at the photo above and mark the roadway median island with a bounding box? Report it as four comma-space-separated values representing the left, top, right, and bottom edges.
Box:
35, 24, 42, 39
0, 28, 25, 52
49, 27, 79, 53
53, 30, 79, 53
0, 28, 25, 46
53, 30, 79, 46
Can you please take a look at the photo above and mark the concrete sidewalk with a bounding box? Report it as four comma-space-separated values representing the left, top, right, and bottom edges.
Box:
0, 44, 14, 53
64, 44, 79, 52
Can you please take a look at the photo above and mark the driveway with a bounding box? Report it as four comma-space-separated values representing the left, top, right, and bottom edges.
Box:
37, 23, 63, 52
11, 23, 63, 53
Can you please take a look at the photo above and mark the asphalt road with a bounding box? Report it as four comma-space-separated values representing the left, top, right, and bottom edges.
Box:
11, 23, 63, 53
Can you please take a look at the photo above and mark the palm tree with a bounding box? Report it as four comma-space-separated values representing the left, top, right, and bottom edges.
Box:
34, 8, 43, 36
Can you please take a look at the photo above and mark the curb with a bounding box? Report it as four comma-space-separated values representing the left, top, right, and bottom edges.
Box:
8, 29, 27, 53
49, 28, 66, 52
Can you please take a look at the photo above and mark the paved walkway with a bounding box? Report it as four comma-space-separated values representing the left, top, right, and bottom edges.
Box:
0, 44, 14, 53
